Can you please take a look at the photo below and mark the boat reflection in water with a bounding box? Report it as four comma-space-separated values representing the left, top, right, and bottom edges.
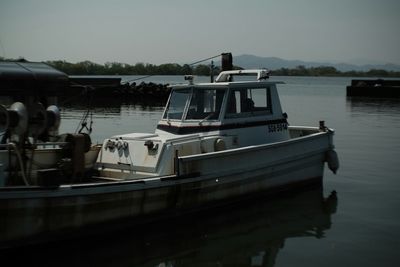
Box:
3, 184, 338, 267
346, 97, 400, 115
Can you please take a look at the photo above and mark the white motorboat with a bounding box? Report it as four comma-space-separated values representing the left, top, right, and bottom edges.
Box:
0, 62, 338, 248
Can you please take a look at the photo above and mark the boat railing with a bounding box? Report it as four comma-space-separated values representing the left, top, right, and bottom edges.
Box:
0, 142, 68, 150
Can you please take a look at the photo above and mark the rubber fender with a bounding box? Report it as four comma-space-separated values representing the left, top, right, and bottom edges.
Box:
326, 150, 339, 174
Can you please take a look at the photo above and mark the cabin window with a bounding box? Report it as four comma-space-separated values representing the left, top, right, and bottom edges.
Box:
163, 89, 191, 120
185, 89, 225, 120
225, 87, 272, 118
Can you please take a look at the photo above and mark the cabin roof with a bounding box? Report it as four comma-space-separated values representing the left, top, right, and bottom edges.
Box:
0, 61, 70, 96
170, 80, 284, 90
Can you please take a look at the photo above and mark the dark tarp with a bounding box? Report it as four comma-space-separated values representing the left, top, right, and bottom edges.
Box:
0, 61, 70, 97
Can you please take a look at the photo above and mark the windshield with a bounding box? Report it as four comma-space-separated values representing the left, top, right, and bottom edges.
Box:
163, 89, 191, 120
186, 89, 225, 120
163, 87, 226, 121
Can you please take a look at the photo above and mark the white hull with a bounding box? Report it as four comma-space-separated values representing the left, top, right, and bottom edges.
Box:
0, 127, 335, 248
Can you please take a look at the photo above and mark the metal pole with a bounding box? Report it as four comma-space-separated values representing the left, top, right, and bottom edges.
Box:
210, 60, 214, 82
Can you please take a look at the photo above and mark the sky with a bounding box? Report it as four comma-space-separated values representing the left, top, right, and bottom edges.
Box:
0, 0, 399, 65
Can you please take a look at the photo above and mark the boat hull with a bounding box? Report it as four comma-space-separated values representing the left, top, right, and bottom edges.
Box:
0, 128, 335, 248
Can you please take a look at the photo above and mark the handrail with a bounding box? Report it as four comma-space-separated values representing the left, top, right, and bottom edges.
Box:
0, 142, 68, 148
215, 69, 270, 82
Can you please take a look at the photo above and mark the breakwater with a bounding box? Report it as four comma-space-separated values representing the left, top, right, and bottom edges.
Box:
346, 79, 400, 98
69, 77, 171, 104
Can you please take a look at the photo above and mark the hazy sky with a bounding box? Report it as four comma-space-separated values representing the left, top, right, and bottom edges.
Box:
1, 0, 399, 65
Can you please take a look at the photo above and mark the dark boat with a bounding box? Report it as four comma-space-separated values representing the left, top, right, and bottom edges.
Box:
346, 79, 400, 98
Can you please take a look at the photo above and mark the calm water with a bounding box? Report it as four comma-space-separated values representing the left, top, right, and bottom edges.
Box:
6, 76, 400, 266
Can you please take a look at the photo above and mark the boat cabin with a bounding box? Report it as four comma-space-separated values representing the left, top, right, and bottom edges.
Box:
156, 69, 289, 146
96, 70, 291, 179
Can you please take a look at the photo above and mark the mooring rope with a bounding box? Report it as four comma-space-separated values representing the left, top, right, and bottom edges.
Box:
123, 53, 223, 83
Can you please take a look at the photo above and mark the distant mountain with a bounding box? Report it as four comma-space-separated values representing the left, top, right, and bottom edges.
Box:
233, 54, 400, 72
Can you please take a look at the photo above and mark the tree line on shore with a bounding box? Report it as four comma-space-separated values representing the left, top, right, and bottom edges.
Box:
1, 57, 400, 77
272, 65, 400, 78
46, 60, 216, 76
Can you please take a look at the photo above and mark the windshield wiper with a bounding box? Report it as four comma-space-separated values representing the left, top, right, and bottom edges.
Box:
198, 113, 215, 125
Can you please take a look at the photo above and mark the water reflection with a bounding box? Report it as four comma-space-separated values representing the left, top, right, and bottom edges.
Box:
3, 186, 338, 267
60, 95, 166, 110
58, 98, 164, 144
346, 97, 400, 115
60, 98, 164, 118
